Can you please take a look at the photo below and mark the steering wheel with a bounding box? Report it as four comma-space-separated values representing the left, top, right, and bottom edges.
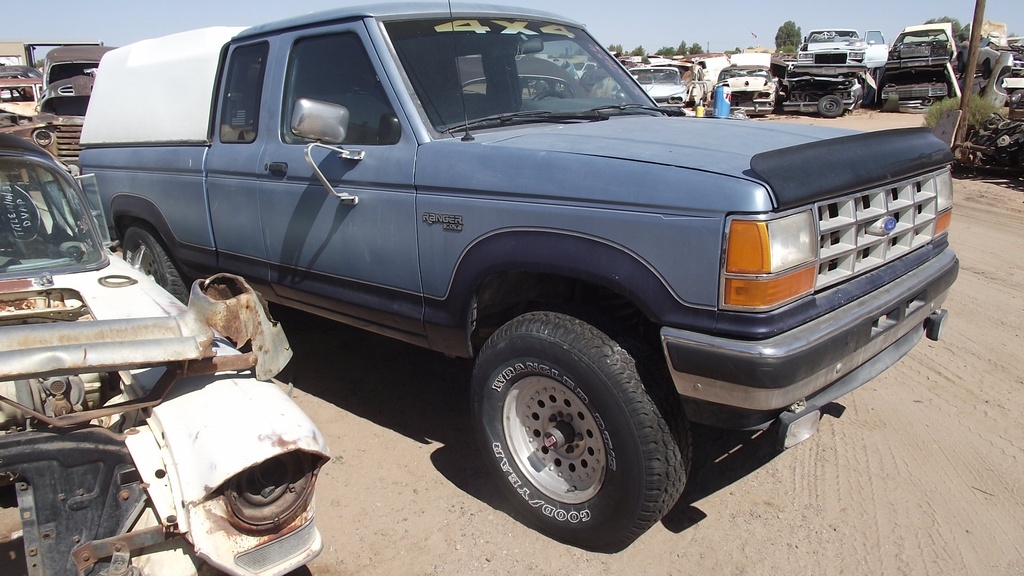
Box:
532, 90, 569, 100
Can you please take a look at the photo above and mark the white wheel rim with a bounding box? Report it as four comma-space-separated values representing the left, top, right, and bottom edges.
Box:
502, 375, 606, 504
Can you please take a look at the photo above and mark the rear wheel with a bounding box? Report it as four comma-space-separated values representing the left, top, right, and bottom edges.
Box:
471, 311, 689, 551
122, 226, 189, 302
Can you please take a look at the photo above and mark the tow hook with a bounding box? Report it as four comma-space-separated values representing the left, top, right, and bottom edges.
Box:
924, 309, 948, 341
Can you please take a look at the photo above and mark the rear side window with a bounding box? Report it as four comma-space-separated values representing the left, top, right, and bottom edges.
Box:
219, 42, 269, 144
282, 33, 401, 145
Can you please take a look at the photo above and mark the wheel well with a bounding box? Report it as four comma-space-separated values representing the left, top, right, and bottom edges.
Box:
114, 215, 148, 243
470, 271, 654, 352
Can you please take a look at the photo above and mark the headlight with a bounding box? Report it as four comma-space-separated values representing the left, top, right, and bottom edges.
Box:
32, 129, 54, 147
723, 211, 816, 310
797, 53, 812, 62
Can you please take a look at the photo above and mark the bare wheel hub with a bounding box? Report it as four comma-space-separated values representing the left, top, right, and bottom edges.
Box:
543, 418, 578, 450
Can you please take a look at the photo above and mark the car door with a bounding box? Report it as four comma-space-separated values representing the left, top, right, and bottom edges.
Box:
254, 23, 424, 339
864, 30, 888, 68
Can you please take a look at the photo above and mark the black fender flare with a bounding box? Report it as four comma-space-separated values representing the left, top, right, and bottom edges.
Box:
108, 192, 217, 275
423, 229, 717, 345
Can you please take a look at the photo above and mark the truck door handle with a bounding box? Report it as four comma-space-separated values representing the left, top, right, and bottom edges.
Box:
267, 162, 288, 176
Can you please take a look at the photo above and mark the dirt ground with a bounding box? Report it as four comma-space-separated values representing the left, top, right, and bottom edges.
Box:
3, 110, 1022, 575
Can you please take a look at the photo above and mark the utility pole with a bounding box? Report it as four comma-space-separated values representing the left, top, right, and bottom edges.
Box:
954, 0, 986, 156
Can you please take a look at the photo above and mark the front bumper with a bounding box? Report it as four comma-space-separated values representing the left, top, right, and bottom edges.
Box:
661, 246, 958, 430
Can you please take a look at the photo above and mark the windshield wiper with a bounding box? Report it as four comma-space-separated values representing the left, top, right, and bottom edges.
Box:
442, 104, 679, 135
586, 103, 684, 116
442, 110, 559, 134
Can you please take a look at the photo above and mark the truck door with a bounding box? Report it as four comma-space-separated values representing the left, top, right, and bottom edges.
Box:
207, 41, 272, 286
255, 25, 423, 340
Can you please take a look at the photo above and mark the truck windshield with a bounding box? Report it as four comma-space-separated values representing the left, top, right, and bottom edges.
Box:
1, 156, 106, 276
384, 18, 652, 132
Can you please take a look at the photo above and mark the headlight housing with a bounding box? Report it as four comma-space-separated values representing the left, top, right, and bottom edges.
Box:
32, 129, 54, 148
723, 211, 816, 310
224, 450, 320, 534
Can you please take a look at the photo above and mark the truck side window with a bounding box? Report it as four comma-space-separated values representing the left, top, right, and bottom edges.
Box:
282, 33, 401, 146
219, 42, 269, 144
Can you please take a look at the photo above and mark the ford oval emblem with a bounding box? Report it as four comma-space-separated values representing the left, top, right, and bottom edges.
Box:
882, 216, 898, 233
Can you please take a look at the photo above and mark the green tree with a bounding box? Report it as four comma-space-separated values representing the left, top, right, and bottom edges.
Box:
677, 40, 688, 54
655, 46, 677, 57
775, 20, 801, 52
925, 17, 969, 42
607, 43, 624, 55
629, 45, 647, 58
688, 42, 704, 55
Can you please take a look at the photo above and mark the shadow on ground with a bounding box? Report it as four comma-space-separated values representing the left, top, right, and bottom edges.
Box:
273, 305, 838, 543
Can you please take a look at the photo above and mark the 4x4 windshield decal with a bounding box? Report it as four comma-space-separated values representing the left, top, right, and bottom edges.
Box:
433, 20, 575, 38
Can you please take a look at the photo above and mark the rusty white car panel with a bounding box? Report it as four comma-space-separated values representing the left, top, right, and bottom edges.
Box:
125, 374, 326, 575
716, 54, 777, 116
0, 135, 326, 576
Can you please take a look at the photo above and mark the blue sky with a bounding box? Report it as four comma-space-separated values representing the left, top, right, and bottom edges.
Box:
9, 0, 1024, 55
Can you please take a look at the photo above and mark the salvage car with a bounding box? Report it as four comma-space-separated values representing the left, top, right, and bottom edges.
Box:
797, 29, 887, 68
797, 28, 887, 104
1010, 89, 1024, 121
629, 66, 691, 105
716, 53, 777, 116
0, 133, 328, 576
781, 63, 865, 117
0, 46, 114, 170
881, 23, 960, 112
0, 77, 42, 123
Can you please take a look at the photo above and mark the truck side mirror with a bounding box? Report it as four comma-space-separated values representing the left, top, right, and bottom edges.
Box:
292, 98, 362, 205
290, 97, 350, 144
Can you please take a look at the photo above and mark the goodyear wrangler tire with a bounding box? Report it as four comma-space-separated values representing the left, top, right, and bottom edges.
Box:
471, 311, 689, 552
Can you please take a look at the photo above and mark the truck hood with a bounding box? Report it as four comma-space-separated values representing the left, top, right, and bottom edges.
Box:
721, 77, 773, 92
418, 116, 952, 212
478, 116, 851, 180
806, 40, 865, 51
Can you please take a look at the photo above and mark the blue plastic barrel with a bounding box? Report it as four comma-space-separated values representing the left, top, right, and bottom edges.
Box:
713, 85, 731, 118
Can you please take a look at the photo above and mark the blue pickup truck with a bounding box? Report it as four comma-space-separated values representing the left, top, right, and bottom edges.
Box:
79, 3, 958, 552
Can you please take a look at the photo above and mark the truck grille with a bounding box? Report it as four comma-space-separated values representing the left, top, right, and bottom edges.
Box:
814, 52, 848, 65
882, 84, 948, 99
54, 124, 83, 165
900, 46, 932, 58
814, 168, 947, 290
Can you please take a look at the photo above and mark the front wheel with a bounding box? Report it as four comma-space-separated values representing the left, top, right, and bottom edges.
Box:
817, 94, 845, 118
122, 226, 189, 302
471, 312, 689, 552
